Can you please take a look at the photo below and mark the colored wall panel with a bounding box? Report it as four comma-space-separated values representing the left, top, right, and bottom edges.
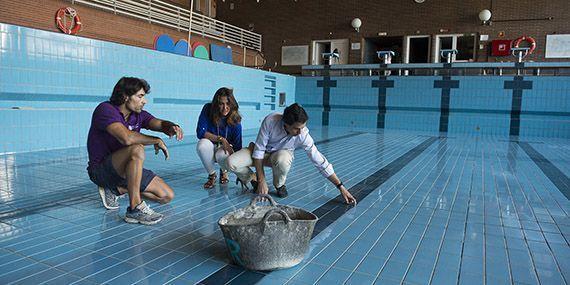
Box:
210, 44, 232, 64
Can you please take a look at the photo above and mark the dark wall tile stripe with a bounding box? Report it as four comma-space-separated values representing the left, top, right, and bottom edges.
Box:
154, 98, 261, 110
434, 75, 459, 133
0, 92, 107, 102
371, 74, 394, 129
316, 65, 337, 126
505, 76, 533, 136
302, 104, 570, 117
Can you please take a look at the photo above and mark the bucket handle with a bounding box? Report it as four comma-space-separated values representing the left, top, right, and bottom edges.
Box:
261, 209, 292, 233
249, 194, 278, 207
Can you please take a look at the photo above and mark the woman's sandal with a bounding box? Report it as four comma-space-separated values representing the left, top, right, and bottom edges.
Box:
204, 172, 217, 189
235, 177, 259, 192
219, 170, 229, 184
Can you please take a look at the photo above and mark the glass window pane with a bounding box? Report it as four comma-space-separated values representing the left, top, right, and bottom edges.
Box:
456, 35, 475, 61
440, 37, 453, 49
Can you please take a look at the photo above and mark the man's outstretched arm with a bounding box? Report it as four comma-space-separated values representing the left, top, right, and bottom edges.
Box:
148, 118, 184, 141
326, 173, 356, 205
301, 133, 356, 205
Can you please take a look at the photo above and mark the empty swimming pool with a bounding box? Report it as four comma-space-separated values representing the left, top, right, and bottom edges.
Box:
1, 127, 568, 284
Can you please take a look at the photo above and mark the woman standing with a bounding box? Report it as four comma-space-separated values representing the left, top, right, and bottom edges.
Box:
196, 87, 242, 188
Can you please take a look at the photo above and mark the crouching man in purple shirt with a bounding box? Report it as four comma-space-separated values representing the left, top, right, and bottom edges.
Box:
87, 77, 184, 225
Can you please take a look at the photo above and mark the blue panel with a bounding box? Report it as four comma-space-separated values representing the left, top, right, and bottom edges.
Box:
173, 40, 189, 56
154, 34, 175, 53
210, 44, 232, 64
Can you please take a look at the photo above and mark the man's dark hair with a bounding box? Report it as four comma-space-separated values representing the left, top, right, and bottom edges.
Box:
109, 77, 151, 105
283, 103, 308, 125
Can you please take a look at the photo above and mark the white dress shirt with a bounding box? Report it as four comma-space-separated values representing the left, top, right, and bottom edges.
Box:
253, 113, 335, 177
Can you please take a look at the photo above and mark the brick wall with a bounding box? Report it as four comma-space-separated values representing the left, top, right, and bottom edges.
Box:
216, 0, 570, 74
0, 0, 261, 67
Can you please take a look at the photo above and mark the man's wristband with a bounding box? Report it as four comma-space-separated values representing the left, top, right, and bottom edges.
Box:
335, 182, 344, 190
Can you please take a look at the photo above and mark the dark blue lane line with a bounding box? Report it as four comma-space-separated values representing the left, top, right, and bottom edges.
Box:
316, 131, 365, 145
197, 136, 438, 285
505, 76, 533, 136
371, 74, 394, 129
518, 142, 570, 199
434, 75, 459, 133
312, 136, 438, 236
317, 65, 337, 126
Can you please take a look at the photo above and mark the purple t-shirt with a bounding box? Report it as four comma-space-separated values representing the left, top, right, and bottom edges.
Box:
87, 102, 154, 168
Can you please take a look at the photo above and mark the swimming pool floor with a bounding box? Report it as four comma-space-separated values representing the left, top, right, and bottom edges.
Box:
0, 128, 569, 285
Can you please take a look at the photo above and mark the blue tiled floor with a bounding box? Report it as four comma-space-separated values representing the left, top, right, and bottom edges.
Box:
0, 128, 569, 285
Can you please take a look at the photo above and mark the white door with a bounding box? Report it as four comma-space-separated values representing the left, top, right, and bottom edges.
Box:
330, 39, 349, 64
311, 39, 349, 65
312, 42, 328, 65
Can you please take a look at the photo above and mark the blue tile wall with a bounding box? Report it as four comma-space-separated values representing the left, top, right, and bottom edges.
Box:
448, 77, 511, 136
295, 77, 324, 127
328, 77, 378, 129
0, 23, 295, 153
329, 77, 378, 107
388, 77, 441, 109
296, 73, 570, 138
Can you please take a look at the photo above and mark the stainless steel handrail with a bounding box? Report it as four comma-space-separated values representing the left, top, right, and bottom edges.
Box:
301, 62, 570, 77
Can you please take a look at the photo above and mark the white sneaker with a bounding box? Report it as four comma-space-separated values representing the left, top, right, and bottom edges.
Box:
98, 186, 119, 210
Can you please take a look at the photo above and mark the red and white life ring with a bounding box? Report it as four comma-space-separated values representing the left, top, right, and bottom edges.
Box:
513, 36, 536, 54
56, 7, 82, 35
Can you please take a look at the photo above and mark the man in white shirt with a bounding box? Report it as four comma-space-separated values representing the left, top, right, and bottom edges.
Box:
226, 103, 356, 204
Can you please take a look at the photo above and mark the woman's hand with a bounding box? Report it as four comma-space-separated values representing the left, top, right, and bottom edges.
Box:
221, 138, 234, 155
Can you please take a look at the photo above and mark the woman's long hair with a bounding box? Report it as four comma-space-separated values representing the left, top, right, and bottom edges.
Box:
209, 87, 241, 126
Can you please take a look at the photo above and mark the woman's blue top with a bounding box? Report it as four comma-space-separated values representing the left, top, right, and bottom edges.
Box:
196, 103, 242, 152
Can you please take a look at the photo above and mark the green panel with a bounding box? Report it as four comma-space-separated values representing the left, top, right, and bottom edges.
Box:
193, 46, 209, 60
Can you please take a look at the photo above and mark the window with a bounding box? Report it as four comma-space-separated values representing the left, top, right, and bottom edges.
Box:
194, 0, 216, 18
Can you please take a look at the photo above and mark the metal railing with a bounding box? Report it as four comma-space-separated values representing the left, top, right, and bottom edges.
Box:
70, 0, 262, 51
302, 62, 570, 77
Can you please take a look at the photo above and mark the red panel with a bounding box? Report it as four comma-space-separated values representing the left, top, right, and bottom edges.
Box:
491, 40, 512, 56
